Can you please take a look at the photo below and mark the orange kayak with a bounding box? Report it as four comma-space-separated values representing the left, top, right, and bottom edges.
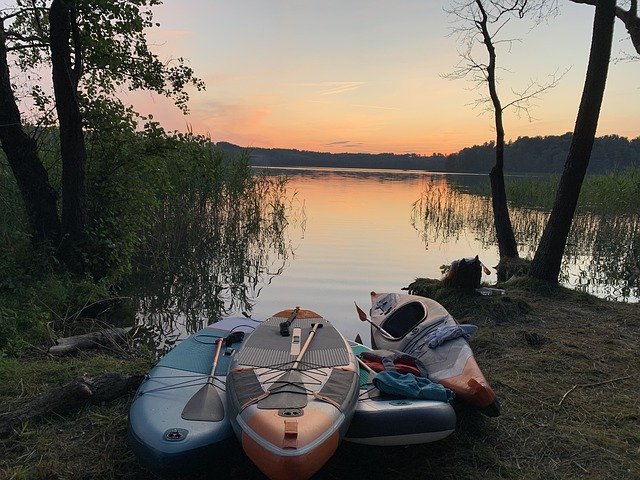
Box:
369, 292, 500, 416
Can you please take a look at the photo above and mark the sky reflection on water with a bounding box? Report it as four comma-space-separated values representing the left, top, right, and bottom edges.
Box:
128, 167, 639, 349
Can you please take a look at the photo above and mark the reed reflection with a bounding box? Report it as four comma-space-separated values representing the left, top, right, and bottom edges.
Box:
127, 169, 301, 351
411, 178, 639, 301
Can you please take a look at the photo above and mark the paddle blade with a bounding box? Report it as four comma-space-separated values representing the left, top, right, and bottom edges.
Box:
258, 370, 308, 409
354, 302, 369, 322
181, 382, 225, 422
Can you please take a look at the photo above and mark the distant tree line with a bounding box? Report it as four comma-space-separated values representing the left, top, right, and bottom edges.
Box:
217, 133, 640, 175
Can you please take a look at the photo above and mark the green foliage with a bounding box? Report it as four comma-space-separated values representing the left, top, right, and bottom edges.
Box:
73, 0, 205, 112
504, 176, 558, 209
0, 166, 49, 354
128, 137, 295, 332
218, 134, 640, 174
0, 1, 224, 355
82, 101, 255, 281
579, 168, 640, 212
6, 0, 204, 117
0, 162, 30, 263
1, 101, 271, 355
0, 307, 50, 356
504, 167, 640, 213
0, 206, 112, 354
82, 101, 156, 279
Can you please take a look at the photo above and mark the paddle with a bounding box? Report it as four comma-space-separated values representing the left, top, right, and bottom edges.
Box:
258, 322, 324, 409
181, 334, 227, 422
291, 322, 323, 369
354, 302, 395, 340
356, 356, 377, 383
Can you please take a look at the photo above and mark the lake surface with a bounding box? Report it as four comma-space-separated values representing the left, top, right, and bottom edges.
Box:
126, 167, 639, 349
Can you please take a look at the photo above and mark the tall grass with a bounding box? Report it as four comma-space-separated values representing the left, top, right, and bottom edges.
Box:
412, 173, 640, 301
126, 149, 297, 348
578, 168, 640, 212
0, 120, 295, 355
504, 168, 640, 213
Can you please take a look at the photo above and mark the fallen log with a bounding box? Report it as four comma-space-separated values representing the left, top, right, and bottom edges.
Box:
48, 327, 133, 356
0, 372, 142, 436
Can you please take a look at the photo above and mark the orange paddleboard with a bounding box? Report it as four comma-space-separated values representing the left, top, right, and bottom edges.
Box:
226, 308, 360, 480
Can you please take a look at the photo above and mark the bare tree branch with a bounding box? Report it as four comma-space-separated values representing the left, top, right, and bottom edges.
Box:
445, 0, 562, 122
6, 42, 49, 52
502, 68, 569, 119
5, 31, 45, 43
0, 7, 47, 23
444, 0, 540, 261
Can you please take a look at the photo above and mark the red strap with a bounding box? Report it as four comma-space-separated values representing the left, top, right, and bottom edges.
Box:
361, 357, 423, 377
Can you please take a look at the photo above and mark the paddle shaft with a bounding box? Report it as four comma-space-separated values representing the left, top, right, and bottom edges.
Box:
356, 356, 377, 384
290, 322, 323, 370
356, 356, 376, 375
207, 337, 224, 381
354, 302, 395, 340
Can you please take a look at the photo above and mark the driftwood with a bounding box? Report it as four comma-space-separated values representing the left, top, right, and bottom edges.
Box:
0, 373, 143, 436
49, 327, 133, 355
557, 375, 633, 407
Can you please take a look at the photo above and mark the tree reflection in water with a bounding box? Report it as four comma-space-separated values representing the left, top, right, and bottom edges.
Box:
411, 178, 639, 301
126, 170, 302, 352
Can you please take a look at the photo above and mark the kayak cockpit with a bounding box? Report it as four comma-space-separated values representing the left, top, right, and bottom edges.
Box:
380, 301, 426, 339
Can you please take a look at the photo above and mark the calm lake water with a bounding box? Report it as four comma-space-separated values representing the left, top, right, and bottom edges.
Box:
126, 167, 639, 349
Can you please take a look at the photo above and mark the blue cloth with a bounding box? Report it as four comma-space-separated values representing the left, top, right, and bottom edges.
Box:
426, 324, 478, 349
372, 371, 454, 402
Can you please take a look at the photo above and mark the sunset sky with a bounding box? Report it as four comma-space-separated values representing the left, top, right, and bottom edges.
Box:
128, 1, 639, 155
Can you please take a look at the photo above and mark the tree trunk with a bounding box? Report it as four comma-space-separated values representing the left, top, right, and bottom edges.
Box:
0, 20, 61, 247
0, 373, 143, 436
490, 162, 519, 259
48, 327, 133, 355
617, 0, 640, 54
477, 0, 519, 262
571, 0, 639, 55
529, 0, 616, 283
50, 0, 88, 270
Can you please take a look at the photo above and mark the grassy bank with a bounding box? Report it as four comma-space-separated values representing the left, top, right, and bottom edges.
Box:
1, 280, 638, 480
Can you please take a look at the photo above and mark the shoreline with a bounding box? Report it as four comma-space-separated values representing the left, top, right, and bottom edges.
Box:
2, 279, 638, 479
